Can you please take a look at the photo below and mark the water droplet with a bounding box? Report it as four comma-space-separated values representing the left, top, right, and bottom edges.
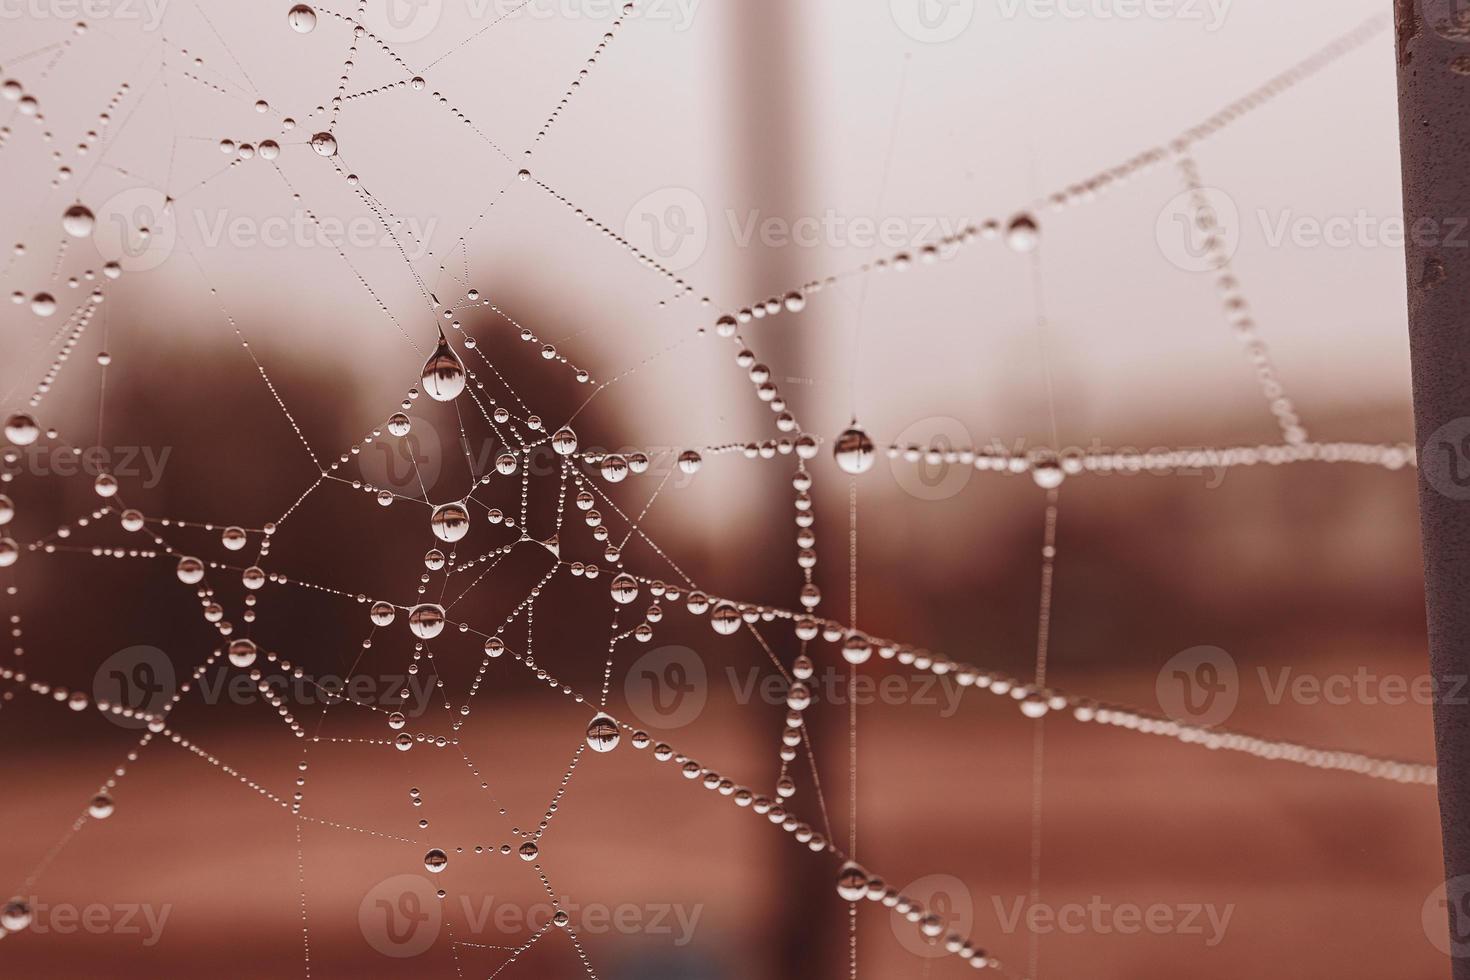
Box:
287, 4, 317, 32
1006, 213, 1039, 252
421, 336, 465, 401
710, 601, 740, 635
430, 501, 470, 542
387, 412, 411, 437
842, 635, 872, 665
228, 638, 258, 668
551, 426, 578, 456
62, 204, 95, 238
221, 526, 247, 550
586, 713, 620, 752
609, 572, 638, 604
518, 841, 539, 861
2, 899, 33, 932
30, 293, 56, 317
424, 848, 448, 873
677, 450, 702, 474
600, 454, 628, 483
1031, 455, 1064, 489
833, 426, 875, 475
176, 556, 204, 584
4, 413, 38, 446
408, 603, 446, 639
837, 862, 868, 901
88, 794, 114, 819
370, 601, 396, 626
309, 131, 337, 157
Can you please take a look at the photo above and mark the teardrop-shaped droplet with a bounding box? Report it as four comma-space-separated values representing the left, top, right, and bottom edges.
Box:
421, 336, 465, 402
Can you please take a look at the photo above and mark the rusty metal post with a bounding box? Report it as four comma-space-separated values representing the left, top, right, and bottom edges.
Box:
1396, 2, 1470, 974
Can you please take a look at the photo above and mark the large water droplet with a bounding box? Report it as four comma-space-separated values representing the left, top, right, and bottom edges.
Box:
408, 603, 446, 639
421, 336, 465, 402
429, 501, 470, 543
833, 426, 875, 475
62, 204, 95, 238
287, 3, 317, 32
5, 413, 39, 446
586, 713, 620, 752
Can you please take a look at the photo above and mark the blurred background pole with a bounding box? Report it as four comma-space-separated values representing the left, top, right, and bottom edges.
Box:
1395, 3, 1470, 974
723, 2, 839, 978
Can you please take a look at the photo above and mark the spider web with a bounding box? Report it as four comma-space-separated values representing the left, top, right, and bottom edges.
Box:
0, 5, 1436, 979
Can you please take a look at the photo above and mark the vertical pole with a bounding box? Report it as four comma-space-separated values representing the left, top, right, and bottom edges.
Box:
1396, 2, 1470, 975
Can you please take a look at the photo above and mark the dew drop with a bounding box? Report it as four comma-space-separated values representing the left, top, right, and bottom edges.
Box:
408, 603, 446, 639
370, 601, 396, 626
551, 426, 578, 456
62, 203, 95, 238
710, 601, 741, 636
287, 4, 317, 32
1006, 213, 1039, 252
585, 713, 620, 752
430, 501, 470, 543
833, 426, 875, 475
421, 336, 465, 401
228, 638, 258, 668
4, 413, 39, 446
